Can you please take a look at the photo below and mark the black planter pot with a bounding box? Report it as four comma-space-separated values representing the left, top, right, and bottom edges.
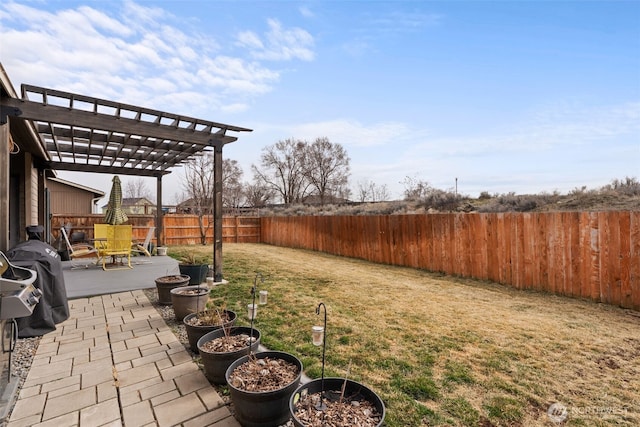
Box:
289, 378, 386, 427
226, 351, 302, 427
154, 274, 190, 305
184, 309, 238, 353
197, 326, 260, 384
179, 264, 209, 285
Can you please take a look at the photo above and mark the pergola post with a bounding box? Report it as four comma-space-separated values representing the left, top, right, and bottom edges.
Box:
156, 175, 163, 247
0, 116, 9, 252
213, 143, 223, 282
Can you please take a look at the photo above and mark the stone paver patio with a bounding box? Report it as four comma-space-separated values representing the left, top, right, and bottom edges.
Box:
7, 290, 240, 427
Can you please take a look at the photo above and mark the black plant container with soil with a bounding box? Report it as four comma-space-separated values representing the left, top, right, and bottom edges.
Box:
154, 274, 190, 305
225, 350, 302, 427
197, 326, 260, 384
183, 309, 237, 353
169, 285, 209, 321
178, 263, 209, 285
289, 377, 386, 427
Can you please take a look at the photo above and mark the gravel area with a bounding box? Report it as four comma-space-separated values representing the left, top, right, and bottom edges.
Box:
11, 335, 40, 395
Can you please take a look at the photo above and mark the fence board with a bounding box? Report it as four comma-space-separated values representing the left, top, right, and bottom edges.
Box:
631, 212, 640, 310
567, 212, 581, 297
607, 212, 622, 306
619, 212, 631, 308
587, 213, 600, 302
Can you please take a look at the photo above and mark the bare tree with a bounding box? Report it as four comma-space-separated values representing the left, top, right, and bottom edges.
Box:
402, 175, 432, 201
222, 159, 244, 210
123, 178, 153, 201
356, 179, 389, 202
304, 137, 350, 204
243, 182, 274, 208
182, 153, 214, 244
252, 138, 311, 204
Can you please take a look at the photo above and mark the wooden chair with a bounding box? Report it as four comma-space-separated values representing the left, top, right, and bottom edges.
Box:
132, 227, 155, 257
102, 225, 133, 270
60, 227, 99, 269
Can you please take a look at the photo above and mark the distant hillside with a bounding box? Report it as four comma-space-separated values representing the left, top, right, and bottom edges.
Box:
242, 177, 640, 216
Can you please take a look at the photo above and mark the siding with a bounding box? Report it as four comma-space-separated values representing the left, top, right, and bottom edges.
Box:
47, 180, 97, 214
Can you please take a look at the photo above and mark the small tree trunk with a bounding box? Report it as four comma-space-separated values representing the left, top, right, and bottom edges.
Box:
198, 214, 206, 245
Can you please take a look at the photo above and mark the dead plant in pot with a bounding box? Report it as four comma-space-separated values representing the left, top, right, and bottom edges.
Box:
183, 298, 237, 352
223, 272, 303, 427
289, 302, 385, 427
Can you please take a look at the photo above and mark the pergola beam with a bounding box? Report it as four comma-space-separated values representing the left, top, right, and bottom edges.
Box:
2, 97, 234, 146
46, 161, 171, 177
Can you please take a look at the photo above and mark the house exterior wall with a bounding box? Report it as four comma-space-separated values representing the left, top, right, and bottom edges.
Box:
101, 198, 156, 215
0, 122, 8, 251
27, 154, 38, 225
47, 179, 96, 215
128, 201, 156, 215
4, 139, 42, 247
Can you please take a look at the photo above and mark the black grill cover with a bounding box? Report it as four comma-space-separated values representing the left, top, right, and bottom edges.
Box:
6, 240, 70, 337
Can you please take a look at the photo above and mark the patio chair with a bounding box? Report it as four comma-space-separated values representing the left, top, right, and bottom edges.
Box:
131, 226, 155, 257
60, 226, 99, 269
93, 223, 109, 255
102, 225, 133, 270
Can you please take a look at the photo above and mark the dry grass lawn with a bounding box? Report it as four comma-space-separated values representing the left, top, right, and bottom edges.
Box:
171, 243, 640, 426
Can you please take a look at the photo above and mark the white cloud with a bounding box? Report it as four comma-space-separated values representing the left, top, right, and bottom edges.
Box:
239, 19, 315, 62
372, 11, 443, 30
299, 6, 314, 18
0, 1, 311, 116
236, 30, 264, 50
290, 119, 417, 147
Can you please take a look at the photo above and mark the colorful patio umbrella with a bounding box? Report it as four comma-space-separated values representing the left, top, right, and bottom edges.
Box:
104, 176, 128, 225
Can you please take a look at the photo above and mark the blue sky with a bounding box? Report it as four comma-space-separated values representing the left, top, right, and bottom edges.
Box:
1, 0, 639, 202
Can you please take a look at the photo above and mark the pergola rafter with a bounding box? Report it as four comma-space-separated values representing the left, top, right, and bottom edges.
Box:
0, 84, 252, 281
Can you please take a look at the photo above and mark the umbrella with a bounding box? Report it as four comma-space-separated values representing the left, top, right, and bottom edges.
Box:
104, 176, 128, 225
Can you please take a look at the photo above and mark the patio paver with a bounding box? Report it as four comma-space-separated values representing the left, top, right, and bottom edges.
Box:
7, 290, 240, 427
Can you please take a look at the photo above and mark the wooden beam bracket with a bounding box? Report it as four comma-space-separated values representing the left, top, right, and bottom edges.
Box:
0, 104, 22, 124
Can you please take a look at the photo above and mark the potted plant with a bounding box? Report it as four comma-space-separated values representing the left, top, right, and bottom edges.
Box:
220, 272, 300, 426
177, 252, 210, 285
289, 302, 385, 426
169, 285, 209, 321
225, 350, 302, 427
183, 299, 237, 352
154, 274, 190, 304
197, 325, 260, 384
289, 378, 385, 427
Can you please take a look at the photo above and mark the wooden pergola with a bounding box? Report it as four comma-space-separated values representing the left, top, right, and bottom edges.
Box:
1, 84, 252, 281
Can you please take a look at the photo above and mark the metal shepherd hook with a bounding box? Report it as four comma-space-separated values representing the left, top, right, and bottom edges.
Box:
316, 302, 327, 411
249, 272, 265, 351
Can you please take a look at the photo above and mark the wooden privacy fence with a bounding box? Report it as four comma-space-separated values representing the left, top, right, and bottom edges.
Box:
261, 212, 640, 311
161, 215, 260, 245
51, 214, 260, 246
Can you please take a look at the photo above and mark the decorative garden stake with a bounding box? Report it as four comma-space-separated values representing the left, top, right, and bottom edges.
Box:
314, 302, 328, 411
249, 272, 265, 351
